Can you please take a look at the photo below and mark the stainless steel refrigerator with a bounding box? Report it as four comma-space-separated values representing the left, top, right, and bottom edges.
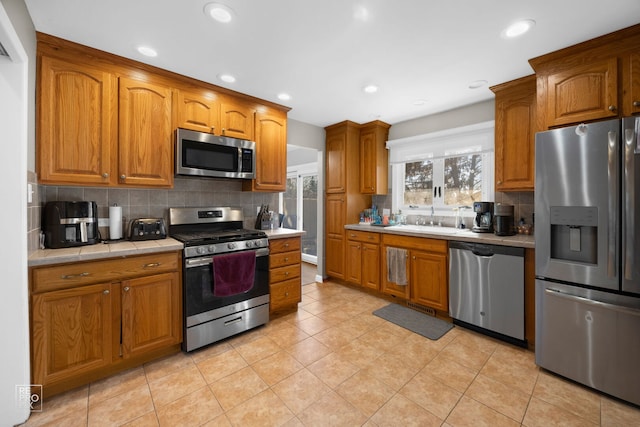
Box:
535, 117, 640, 406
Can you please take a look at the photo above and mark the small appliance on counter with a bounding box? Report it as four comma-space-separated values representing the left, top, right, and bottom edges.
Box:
42, 201, 99, 249
494, 203, 516, 236
472, 201, 494, 233
128, 218, 167, 241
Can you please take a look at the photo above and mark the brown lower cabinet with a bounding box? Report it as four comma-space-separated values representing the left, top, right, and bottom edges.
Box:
346, 230, 381, 291
29, 251, 182, 398
380, 234, 449, 313
269, 237, 302, 314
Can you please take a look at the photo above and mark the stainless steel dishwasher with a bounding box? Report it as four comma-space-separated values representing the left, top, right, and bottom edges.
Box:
449, 241, 526, 345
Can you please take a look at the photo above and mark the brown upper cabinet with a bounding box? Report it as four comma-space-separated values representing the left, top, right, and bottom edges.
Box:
243, 108, 287, 192
35, 33, 289, 189
530, 24, 640, 129
490, 75, 536, 192
220, 96, 256, 141
174, 88, 221, 134
118, 76, 174, 187
359, 120, 391, 195
37, 56, 118, 186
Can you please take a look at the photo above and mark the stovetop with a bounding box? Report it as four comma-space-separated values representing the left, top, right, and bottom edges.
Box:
171, 229, 267, 246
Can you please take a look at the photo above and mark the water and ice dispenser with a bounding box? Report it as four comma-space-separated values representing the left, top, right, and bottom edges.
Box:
549, 206, 598, 264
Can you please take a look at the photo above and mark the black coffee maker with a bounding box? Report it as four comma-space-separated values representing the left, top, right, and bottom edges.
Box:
494, 203, 516, 236
42, 201, 99, 248
472, 201, 494, 233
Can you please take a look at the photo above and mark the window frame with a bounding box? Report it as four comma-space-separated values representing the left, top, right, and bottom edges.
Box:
387, 121, 495, 217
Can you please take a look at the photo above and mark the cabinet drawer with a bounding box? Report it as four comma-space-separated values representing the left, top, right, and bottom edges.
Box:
269, 237, 301, 254
269, 264, 300, 284
270, 278, 301, 308
382, 234, 447, 254
346, 230, 380, 244
270, 250, 301, 269
31, 252, 180, 293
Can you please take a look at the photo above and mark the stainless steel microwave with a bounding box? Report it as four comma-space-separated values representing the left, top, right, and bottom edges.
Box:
175, 128, 256, 179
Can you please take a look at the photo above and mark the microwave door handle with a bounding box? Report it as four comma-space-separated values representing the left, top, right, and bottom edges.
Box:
625, 128, 636, 280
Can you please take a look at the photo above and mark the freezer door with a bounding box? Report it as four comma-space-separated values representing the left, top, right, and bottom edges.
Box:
535, 119, 620, 290
622, 117, 640, 294
535, 280, 640, 406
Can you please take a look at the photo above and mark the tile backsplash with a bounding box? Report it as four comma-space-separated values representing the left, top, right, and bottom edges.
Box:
373, 191, 535, 228
27, 172, 279, 254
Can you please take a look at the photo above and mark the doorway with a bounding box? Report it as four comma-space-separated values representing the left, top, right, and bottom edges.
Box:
281, 145, 319, 266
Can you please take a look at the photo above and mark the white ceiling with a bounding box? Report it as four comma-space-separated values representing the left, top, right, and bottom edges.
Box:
23, 0, 640, 128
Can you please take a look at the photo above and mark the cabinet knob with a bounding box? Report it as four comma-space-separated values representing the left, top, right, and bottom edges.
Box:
497, 180, 502, 184
102, 172, 109, 178
123, 286, 130, 292
285, 292, 289, 297
284, 257, 289, 262
221, 128, 226, 135
103, 289, 110, 295
211, 126, 215, 133
285, 272, 289, 276
412, 256, 416, 260
634, 101, 640, 108
284, 243, 289, 248
608, 105, 617, 112
120, 174, 126, 180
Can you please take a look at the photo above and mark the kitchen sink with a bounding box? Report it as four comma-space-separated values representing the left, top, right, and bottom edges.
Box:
385, 224, 460, 235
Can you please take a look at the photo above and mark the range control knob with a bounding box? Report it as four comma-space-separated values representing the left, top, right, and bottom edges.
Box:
208, 245, 216, 253
227, 242, 236, 250
196, 247, 206, 255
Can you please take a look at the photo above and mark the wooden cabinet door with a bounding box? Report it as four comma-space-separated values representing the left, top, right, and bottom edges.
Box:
380, 246, 410, 299
31, 283, 112, 387
359, 128, 376, 194
248, 110, 287, 192
410, 251, 448, 312
345, 240, 362, 284
359, 121, 390, 195
38, 56, 117, 186
326, 236, 345, 280
362, 242, 380, 291
493, 76, 536, 191
545, 58, 618, 127
220, 97, 255, 140
325, 194, 345, 237
121, 272, 181, 359
175, 89, 220, 134
325, 131, 346, 193
119, 77, 173, 187
628, 52, 640, 116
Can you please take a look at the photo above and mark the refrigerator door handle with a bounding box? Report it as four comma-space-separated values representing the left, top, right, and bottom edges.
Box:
607, 131, 619, 279
545, 288, 640, 317
625, 128, 635, 281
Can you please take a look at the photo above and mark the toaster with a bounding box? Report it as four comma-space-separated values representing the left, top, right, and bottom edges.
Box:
129, 218, 167, 241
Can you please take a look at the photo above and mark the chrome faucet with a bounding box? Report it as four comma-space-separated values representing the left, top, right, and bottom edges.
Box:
430, 206, 435, 226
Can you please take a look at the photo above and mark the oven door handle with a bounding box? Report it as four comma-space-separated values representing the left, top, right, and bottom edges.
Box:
185, 248, 269, 268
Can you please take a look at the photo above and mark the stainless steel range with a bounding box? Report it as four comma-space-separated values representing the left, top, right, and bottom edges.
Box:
169, 207, 270, 352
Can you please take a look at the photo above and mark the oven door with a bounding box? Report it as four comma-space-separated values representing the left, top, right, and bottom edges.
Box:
183, 247, 269, 322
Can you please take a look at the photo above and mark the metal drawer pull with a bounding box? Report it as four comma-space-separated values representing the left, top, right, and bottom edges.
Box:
61, 272, 90, 279
285, 272, 289, 276
123, 286, 130, 292
284, 257, 289, 262
103, 289, 110, 295
224, 316, 243, 326
143, 262, 161, 268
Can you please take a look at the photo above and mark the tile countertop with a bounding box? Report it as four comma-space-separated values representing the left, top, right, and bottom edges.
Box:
345, 223, 535, 248
263, 228, 306, 239
28, 238, 184, 267
28, 229, 306, 267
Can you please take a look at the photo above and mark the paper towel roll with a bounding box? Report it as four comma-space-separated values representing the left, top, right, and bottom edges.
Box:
109, 205, 123, 240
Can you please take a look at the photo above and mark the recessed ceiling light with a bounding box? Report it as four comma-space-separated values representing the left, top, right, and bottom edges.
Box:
218, 74, 236, 83
137, 46, 157, 57
204, 3, 234, 23
501, 19, 536, 38
363, 85, 378, 94
413, 99, 428, 106
468, 80, 488, 89
277, 93, 291, 101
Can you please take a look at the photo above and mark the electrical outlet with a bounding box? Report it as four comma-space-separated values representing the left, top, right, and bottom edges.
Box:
98, 218, 109, 227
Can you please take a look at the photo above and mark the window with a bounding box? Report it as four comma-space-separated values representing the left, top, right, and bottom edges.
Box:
388, 121, 494, 216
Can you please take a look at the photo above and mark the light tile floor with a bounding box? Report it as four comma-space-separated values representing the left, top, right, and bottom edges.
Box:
22, 281, 640, 427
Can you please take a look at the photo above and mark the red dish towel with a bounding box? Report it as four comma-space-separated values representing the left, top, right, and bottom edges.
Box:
212, 251, 256, 297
